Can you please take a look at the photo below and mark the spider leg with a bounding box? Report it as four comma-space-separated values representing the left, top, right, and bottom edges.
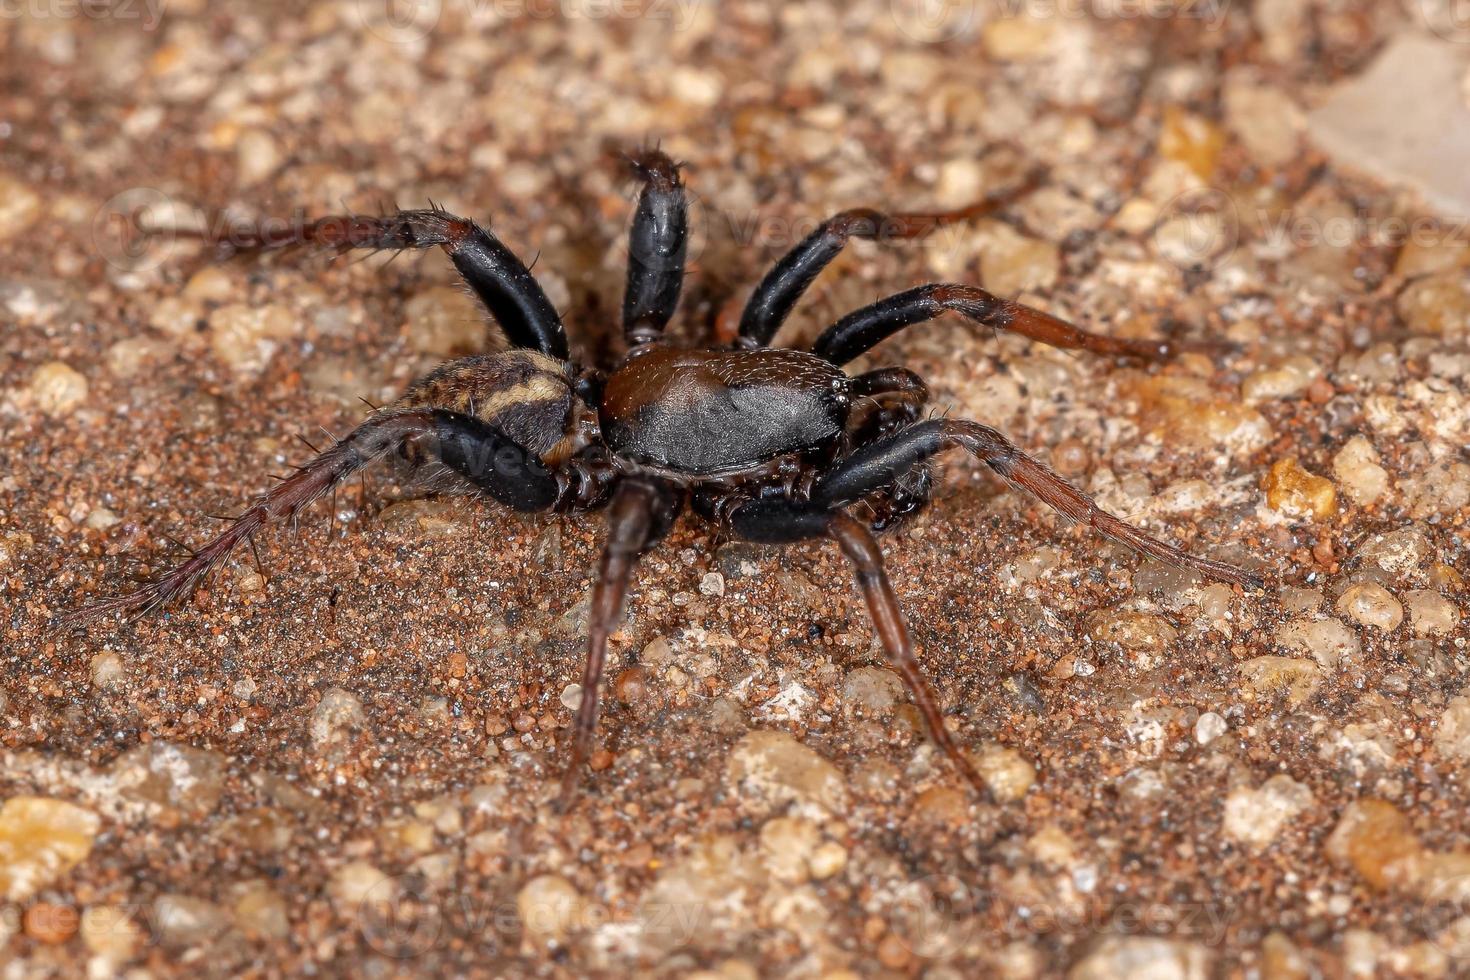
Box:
725, 500, 990, 798
558, 478, 679, 811
811, 283, 1181, 366
813, 418, 1263, 589
68, 409, 562, 626
736, 168, 1044, 349
621, 149, 688, 348
847, 367, 930, 442
155, 207, 569, 359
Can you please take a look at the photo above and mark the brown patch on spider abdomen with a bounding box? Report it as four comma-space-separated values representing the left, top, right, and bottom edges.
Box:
601, 347, 851, 475
397, 350, 577, 460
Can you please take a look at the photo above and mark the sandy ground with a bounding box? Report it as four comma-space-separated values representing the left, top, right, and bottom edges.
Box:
2, 1, 1470, 976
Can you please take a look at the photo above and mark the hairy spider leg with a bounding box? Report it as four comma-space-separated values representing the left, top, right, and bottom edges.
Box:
736, 169, 1044, 349
158, 207, 569, 359
558, 479, 680, 810
621, 149, 689, 348
813, 418, 1263, 590
69, 409, 559, 626
811, 283, 1179, 366
726, 500, 991, 797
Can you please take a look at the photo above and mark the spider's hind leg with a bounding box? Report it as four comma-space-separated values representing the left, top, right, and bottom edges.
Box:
724, 499, 991, 799
814, 418, 1263, 589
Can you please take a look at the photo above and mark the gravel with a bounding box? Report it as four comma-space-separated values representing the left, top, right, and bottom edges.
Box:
3, 0, 1469, 975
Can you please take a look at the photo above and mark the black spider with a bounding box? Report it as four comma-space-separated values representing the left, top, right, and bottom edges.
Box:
75, 150, 1260, 807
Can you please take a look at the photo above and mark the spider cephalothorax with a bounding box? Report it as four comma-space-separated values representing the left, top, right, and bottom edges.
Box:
76, 150, 1261, 807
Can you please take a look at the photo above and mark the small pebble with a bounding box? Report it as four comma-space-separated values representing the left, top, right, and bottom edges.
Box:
89, 651, 125, 690
329, 861, 392, 915
1241, 355, 1321, 402
1434, 695, 1470, 764
231, 879, 290, 940
1332, 437, 1390, 506
1222, 774, 1313, 850
1324, 799, 1422, 890
807, 841, 847, 880
29, 361, 89, 417
726, 730, 848, 816
1263, 457, 1337, 520
0, 173, 41, 240
80, 905, 143, 962
111, 742, 227, 819
1404, 590, 1459, 636
613, 666, 650, 704
517, 874, 583, 944
1069, 936, 1213, 980
405, 286, 488, 357
758, 815, 819, 883
23, 901, 79, 944
1274, 616, 1361, 669
1194, 711, 1227, 745
972, 744, 1036, 803
876, 931, 913, 970
209, 302, 295, 374
842, 665, 903, 717
1358, 528, 1430, 576
1336, 582, 1404, 632
310, 687, 368, 747
1238, 656, 1324, 706
152, 894, 228, 948
235, 128, 281, 184
699, 571, 725, 596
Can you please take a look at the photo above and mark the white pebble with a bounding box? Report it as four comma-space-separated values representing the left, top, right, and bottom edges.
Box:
29, 361, 89, 417
1336, 583, 1404, 632
1194, 712, 1228, 745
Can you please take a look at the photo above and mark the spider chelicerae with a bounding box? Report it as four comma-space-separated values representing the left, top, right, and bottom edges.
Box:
76, 149, 1261, 807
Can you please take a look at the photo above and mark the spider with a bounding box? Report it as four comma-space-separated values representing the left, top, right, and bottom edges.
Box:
76, 149, 1261, 807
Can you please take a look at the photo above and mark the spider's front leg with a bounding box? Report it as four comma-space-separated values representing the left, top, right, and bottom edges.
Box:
150, 205, 569, 358
557, 478, 681, 811
68, 406, 570, 626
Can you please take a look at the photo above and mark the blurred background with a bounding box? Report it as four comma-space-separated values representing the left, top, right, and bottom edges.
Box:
3, 0, 1470, 976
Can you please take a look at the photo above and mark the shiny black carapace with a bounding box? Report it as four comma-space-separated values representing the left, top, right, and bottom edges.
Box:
77, 150, 1261, 806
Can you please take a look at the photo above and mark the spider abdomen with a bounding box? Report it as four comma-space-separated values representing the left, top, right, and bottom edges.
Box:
600, 347, 849, 475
